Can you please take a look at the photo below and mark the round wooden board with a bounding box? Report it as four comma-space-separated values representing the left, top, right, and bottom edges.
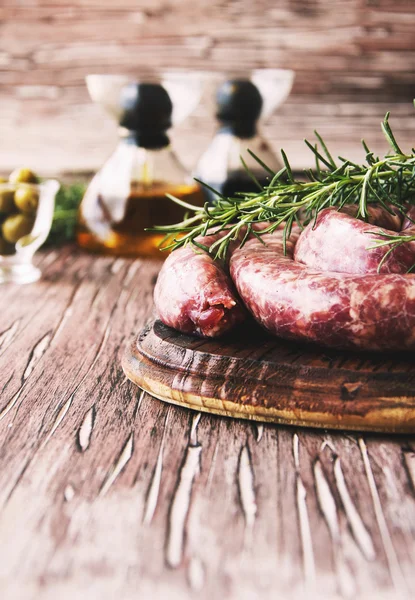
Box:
122, 319, 415, 433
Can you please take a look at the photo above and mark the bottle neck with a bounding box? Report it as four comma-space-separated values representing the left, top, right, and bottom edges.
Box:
118, 127, 170, 150
217, 121, 258, 140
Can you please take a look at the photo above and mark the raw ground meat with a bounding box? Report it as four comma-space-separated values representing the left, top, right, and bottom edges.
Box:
155, 205, 415, 350
340, 203, 403, 231
230, 229, 415, 351
403, 206, 415, 232
295, 208, 415, 275
154, 233, 246, 337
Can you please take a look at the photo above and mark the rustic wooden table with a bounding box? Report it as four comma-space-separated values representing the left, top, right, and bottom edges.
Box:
1, 246, 414, 600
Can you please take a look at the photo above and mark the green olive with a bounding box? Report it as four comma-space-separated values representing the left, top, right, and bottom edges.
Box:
2, 214, 34, 244
0, 236, 16, 255
0, 188, 16, 214
14, 186, 39, 214
9, 167, 38, 185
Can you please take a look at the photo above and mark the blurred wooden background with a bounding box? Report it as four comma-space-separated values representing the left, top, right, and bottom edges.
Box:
1, 0, 415, 174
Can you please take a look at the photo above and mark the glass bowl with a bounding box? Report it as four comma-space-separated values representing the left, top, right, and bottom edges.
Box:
0, 179, 60, 284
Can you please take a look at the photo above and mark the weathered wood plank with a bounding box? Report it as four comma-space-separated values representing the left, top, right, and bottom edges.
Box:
1, 95, 414, 175
1, 0, 415, 173
0, 247, 414, 598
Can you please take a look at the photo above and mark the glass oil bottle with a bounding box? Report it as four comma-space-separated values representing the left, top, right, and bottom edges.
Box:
77, 81, 203, 257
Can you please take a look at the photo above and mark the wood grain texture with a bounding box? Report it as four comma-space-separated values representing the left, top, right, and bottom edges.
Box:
1, 0, 415, 173
0, 246, 414, 598
123, 319, 415, 433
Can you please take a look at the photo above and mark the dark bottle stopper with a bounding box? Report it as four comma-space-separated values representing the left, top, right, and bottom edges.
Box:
216, 79, 263, 139
119, 83, 173, 149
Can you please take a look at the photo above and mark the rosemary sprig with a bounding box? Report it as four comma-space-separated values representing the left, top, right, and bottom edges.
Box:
150, 103, 415, 260
367, 231, 415, 273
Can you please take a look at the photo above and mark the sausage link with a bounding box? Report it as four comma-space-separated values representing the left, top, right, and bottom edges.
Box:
295, 209, 415, 275
154, 235, 246, 337
230, 230, 415, 351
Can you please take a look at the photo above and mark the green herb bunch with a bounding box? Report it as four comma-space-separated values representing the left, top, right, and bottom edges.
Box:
151, 102, 415, 260
45, 183, 85, 246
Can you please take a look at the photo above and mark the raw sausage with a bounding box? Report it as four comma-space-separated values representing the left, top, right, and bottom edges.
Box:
155, 207, 415, 350
403, 206, 415, 232
340, 204, 403, 231
154, 234, 246, 337
230, 229, 415, 351
295, 209, 415, 275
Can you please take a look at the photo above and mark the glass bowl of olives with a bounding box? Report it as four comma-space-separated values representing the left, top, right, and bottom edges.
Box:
0, 168, 59, 284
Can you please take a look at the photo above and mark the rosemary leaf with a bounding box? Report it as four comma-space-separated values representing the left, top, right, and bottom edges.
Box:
151, 104, 415, 260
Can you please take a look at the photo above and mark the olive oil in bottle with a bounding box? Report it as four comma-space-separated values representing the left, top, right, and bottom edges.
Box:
77, 82, 203, 257
78, 181, 201, 257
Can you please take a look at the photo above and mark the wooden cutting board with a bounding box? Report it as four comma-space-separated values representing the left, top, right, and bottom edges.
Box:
122, 319, 415, 433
